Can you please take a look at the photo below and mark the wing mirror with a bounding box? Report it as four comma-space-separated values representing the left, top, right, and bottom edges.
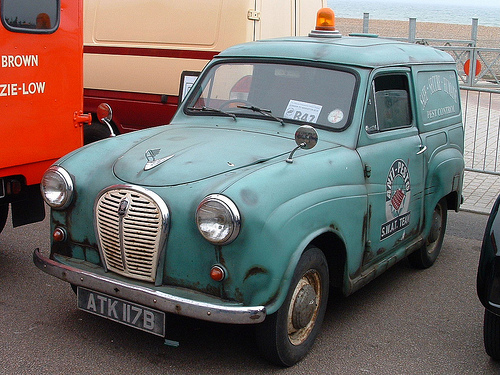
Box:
286, 125, 318, 163
97, 103, 116, 137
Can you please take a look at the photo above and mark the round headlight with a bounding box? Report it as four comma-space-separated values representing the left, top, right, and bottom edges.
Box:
40, 166, 74, 209
196, 194, 241, 245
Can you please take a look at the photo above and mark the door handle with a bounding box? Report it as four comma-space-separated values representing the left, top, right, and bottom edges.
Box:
417, 145, 427, 155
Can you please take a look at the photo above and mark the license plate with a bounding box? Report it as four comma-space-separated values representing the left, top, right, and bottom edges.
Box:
77, 287, 165, 337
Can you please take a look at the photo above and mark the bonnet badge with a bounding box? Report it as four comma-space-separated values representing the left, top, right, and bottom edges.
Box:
118, 198, 129, 216
144, 148, 175, 171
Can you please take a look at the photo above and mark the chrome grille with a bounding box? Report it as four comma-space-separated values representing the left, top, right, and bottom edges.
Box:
95, 186, 169, 282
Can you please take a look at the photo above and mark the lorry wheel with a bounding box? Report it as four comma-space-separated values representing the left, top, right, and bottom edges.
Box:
255, 246, 329, 366
0, 204, 8, 234
84, 121, 113, 144
484, 309, 500, 360
408, 198, 447, 269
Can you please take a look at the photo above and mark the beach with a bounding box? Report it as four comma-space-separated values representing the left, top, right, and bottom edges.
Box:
336, 18, 500, 47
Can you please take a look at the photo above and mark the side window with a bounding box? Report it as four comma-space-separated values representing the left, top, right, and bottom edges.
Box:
1, 0, 59, 33
364, 74, 412, 134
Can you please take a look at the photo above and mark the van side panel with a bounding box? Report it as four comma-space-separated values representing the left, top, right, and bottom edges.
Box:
414, 66, 464, 217
92, 1, 222, 46
84, 0, 231, 96
416, 68, 461, 131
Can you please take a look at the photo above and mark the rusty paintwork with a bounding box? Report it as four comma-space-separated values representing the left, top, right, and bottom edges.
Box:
35, 28, 464, 364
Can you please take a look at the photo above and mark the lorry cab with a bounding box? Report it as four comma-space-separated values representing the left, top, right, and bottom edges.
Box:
0, 0, 88, 233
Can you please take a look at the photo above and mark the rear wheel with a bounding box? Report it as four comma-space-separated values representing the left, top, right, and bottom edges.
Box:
255, 246, 329, 366
0, 204, 8, 234
484, 309, 500, 360
408, 198, 447, 269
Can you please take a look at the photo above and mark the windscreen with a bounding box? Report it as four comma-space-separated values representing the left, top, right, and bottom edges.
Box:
186, 62, 357, 130
2, 0, 59, 33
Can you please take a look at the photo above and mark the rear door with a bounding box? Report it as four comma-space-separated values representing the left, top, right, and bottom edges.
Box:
1, 0, 84, 184
254, 0, 325, 40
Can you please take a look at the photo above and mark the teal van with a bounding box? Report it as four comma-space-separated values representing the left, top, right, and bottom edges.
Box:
34, 9, 464, 366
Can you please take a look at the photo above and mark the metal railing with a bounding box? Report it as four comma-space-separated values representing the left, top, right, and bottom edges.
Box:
461, 87, 500, 175
441, 46, 500, 87
360, 15, 500, 88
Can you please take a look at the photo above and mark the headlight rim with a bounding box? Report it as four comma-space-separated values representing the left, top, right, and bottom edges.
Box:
40, 165, 74, 209
196, 194, 241, 245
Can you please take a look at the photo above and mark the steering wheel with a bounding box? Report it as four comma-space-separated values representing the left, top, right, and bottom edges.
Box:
219, 99, 252, 111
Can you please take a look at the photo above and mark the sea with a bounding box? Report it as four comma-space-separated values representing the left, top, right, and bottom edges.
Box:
327, 0, 500, 27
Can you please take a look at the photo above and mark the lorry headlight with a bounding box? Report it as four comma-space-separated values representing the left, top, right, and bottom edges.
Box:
40, 166, 74, 209
196, 194, 241, 245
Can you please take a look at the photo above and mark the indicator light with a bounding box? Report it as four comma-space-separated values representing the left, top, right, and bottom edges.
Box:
53, 227, 67, 242
210, 265, 226, 282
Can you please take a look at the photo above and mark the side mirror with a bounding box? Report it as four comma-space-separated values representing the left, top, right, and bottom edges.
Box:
286, 125, 318, 163
96, 103, 115, 137
294, 125, 318, 150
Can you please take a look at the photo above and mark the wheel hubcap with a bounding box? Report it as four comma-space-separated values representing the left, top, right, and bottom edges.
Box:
291, 283, 316, 330
287, 270, 321, 346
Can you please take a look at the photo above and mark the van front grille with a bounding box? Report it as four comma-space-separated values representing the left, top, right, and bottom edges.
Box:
95, 186, 169, 282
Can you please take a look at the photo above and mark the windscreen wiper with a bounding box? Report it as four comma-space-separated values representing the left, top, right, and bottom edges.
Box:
237, 105, 285, 126
187, 106, 236, 121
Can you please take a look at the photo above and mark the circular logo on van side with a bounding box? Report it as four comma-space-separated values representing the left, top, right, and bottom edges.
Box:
381, 159, 411, 240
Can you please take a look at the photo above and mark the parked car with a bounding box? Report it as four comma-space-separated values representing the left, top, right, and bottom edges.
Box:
34, 9, 464, 366
477, 195, 500, 360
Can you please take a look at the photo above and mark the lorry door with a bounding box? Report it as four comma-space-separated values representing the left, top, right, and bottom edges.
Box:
1, 0, 86, 229
1, 0, 85, 185
356, 71, 425, 266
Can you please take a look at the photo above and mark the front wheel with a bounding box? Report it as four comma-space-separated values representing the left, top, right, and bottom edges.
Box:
408, 198, 447, 269
255, 246, 329, 366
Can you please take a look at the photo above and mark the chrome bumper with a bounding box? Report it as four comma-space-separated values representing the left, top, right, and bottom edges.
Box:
33, 249, 266, 324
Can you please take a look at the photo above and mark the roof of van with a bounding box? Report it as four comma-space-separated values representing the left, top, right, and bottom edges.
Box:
215, 35, 455, 68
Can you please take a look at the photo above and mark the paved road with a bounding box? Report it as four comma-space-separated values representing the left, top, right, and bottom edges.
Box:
0, 210, 499, 374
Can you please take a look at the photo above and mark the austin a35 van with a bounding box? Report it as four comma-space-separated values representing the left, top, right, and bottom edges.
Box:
34, 9, 464, 366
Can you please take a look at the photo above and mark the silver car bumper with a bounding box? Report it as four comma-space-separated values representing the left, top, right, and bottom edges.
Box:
33, 249, 266, 324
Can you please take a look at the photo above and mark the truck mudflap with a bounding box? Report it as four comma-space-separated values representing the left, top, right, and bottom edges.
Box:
33, 249, 266, 325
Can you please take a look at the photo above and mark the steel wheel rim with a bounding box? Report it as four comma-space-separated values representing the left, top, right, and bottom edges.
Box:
426, 203, 443, 255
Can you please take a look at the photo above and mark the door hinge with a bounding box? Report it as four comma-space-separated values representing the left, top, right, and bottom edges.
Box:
247, 10, 261, 21
74, 111, 92, 127
364, 164, 372, 178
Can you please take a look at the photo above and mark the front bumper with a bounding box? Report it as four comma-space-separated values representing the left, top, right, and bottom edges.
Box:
33, 249, 266, 324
